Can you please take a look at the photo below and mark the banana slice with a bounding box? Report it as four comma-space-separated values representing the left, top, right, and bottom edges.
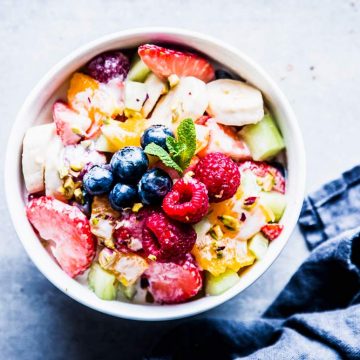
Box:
44, 135, 65, 201
22, 123, 57, 193
206, 79, 264, 126
149, 76, 208, 129
142, 73, 167, 118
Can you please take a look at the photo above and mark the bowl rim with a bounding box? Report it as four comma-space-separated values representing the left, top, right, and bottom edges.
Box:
5, 27, 306, 321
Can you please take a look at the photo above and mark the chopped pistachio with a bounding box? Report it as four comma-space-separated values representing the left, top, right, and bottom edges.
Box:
74, 188, 84, 204
58, 167, 69, 179
91, 217, 100, 226
148, 254, 157, 261
132, 203, 143, 213
218, 215, 240, 231
171, 105, 180, 123
62, 176, 75, 199
168, 74, 180, 88
98, 248, 118, 269
104, 238, 115, 250
103, 117, 111, 125
64, 176, 74, 188
257, 174, 275, 192
161, 83, 169, 94
215, 245, 225, 259
71, 127, 83, 135
70, 163, 83, 172
208, 225, 224, 241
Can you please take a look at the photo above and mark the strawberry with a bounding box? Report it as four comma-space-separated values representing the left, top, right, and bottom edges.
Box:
145, 254, 202, 304
239, 160, 286, 194
26, 196, 95, 277
261, 223, 284, 241
53, 101, 91, 145
197, 118, 251, 161
138, 44, 215, 83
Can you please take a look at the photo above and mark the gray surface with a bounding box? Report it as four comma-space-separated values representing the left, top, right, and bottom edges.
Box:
1, 0, 359, 359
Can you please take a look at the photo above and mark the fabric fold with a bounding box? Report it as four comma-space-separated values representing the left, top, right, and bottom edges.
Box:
146, 166, 360, 360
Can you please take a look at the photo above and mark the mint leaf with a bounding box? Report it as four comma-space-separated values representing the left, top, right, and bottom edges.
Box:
176, 118, 196, 169
166, 136, 181, 160
144, 143, 183, 173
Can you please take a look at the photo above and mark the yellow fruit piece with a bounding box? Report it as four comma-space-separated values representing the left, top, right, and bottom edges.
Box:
95, 134, 118, 153
192, 233, 255, 276
101, 118, 147, 151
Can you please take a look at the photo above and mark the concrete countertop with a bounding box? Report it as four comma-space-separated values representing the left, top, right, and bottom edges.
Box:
1, 0, 359, 358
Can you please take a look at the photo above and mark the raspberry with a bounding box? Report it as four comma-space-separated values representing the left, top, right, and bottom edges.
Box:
239, 161, 286, 194
26, 196, 95, 277
194, 152, 240, 203
261, 224, 284, 240
86, 51, 130, 83
145, 254, 202, 304
142, 212, 197, 262
162, 177, 209, 223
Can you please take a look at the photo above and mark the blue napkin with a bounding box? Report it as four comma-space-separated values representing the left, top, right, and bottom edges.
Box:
147, 166, 360, 359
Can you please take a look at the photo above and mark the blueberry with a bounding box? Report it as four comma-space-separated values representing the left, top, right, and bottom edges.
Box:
110, 146, 149, 184
83, 165, 114, 195
141, 125, 174, 150
109, 183, 138, 211
81, 191, 93, 216
138, 168, 172, 205
72, 190, 93, 217
215, 69, 234, 80
86, 51, 130, 83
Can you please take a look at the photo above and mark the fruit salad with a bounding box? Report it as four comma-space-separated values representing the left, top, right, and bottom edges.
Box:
22, 44, 287, 304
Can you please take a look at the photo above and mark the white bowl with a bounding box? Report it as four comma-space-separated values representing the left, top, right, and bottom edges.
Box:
5, 28, 305, 321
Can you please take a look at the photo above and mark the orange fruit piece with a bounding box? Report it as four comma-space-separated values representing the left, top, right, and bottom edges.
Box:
101, 118, 147, 151
67, 72, 124, 122
192, 233, 255, 276
67, 72, 99, 110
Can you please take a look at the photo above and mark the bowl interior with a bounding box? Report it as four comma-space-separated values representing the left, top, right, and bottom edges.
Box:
5, 28, 305, 321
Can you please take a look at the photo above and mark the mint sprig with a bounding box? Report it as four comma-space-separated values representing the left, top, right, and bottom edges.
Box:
144, 143, 183, 173
144, 118, 197, 174
171, 118, 196, 169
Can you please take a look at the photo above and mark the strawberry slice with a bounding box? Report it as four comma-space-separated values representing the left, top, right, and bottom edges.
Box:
239, 160, 286, 194
53, 101, 92, 145
197, 118, 251, 161
145, 254, 202, 304
26, 196, 95, 277
138, 44, 215, 83
261, 224, 284, 241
